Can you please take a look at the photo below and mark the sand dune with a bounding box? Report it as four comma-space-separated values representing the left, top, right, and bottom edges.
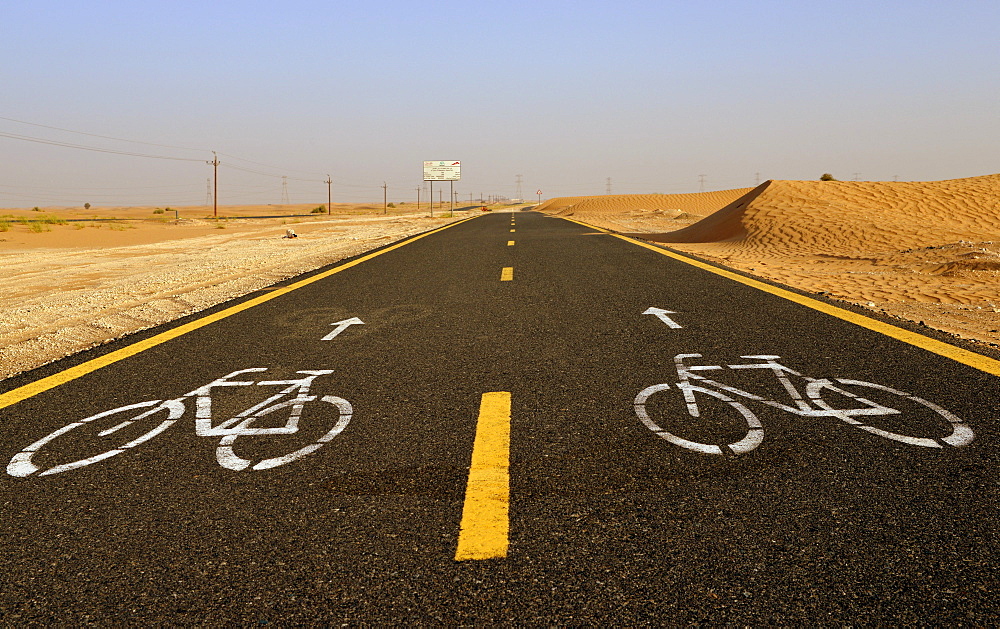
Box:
538, 174, 1000, 347
629, 176, 1000, 256
535, 189, 753, 233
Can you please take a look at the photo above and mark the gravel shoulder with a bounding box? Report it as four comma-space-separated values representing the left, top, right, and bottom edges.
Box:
0, 211, 475, 381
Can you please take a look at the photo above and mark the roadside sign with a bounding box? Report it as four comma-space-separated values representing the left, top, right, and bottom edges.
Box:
424, 161, 461, 181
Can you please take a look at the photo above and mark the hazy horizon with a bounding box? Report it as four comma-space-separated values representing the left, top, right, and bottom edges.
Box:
3, 0, 998, 208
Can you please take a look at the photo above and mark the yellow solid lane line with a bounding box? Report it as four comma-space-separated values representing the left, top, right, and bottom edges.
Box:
500, 267, 514, 281
0, 215, 481, 411
559, 216, 1000, 378
455, 391, 511, 561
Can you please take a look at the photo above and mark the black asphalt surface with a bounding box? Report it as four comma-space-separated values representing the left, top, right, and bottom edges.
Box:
1, 211, 997, 624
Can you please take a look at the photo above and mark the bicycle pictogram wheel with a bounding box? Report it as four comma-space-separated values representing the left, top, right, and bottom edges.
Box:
7, 399, 186, 477
634, 383, 764, 455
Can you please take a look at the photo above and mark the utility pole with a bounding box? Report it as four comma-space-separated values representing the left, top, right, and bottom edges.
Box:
326, 175, 332, 215
515, 174, 523, 200
382, 181, 387, 215
699, 174, 706, 192
416, 187, 421, 209
281, 176, 289, 204
606, 177, 612, 195
205, 178, 213, 206
853, 172, 861, 181
893, 175, 899, 182
755, 172, 761, 186
207, 151, 219, 219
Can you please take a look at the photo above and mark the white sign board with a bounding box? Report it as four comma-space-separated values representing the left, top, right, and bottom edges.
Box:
424, 161, 461, 181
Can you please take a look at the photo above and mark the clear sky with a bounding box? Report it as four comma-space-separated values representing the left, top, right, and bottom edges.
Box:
2, 0, 998, 207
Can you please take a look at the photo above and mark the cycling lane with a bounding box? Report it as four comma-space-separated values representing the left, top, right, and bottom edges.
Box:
0, 213, 523, 622
501, 213, 999, 623
0, 210, 997, 623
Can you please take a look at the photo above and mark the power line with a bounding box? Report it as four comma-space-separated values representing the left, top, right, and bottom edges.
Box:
0, 115, 206, 152
0, 117, 325, 181
0, 130, 204, 162
215, 152, 327, 178
219, 162, 319, 182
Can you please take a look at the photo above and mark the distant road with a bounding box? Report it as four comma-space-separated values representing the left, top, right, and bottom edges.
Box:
1, 211, 996, 624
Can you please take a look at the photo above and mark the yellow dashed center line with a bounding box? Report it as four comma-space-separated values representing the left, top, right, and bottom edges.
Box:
500, 267, 514, 281
510, 229, 515, 233
507, 240, 515, 246
455, 392, 511, 561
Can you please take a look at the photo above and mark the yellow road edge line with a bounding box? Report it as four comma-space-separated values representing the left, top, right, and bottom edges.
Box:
455, 391, 511, 561
500, 267, 514, 281
0, 215, 481, 411
558, 216, 1000, 378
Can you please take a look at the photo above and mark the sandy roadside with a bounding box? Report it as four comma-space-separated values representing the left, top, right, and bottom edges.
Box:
537, 176, 1000, 351
0, 206, 481, 381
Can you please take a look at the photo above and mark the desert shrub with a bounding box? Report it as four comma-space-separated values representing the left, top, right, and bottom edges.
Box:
311, 206, 326, 213
84, 203, 91, 210
40, 215, 67, 225
820, 173, 837, 181
0, 221, 9, 232
31, 206, 40, 212
153, 208, 165, 214
28, 222, 50, 233
387, 202, 396, 208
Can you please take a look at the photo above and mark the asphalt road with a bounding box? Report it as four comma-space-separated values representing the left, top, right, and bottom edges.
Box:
1, 211, 997, 624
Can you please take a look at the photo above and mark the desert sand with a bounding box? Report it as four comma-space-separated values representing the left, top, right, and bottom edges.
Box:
537, 174, 1000, 349
0, 203, 477, 380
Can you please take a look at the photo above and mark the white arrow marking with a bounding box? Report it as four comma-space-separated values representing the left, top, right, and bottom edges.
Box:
321, 317, 364, 340
643, 307, 683, 329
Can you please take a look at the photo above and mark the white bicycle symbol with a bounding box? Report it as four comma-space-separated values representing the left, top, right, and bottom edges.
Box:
7, 368, 352, 477
634, 353, 974, 455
